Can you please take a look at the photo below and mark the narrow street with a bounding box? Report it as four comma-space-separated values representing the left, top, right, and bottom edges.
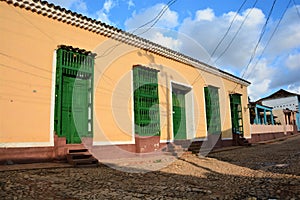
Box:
1, 135, 300, 200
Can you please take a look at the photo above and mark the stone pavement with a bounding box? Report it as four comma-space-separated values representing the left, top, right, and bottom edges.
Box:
0, 134, 299, 199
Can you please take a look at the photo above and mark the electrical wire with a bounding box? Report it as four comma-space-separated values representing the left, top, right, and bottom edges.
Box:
131, 0, 177, 35
209, 0, 248, 61
241, 0, 277, 79
245, 0, 292, 80
292, 0, 300, 18
133, 0, 177, 36
93, 0, 177, 94
0, 63, 51, 80
213, 0, 259, 64
0, 52, 53, 74
232, 0, 278, 93
191, 0, 258, 86
12, 5, 56, 43
95, 0, 177, 59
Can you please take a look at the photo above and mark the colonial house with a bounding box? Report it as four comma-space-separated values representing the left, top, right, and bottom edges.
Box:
0, 0, 251, 164
249, 89, 300, 143
260, 89, 300, 131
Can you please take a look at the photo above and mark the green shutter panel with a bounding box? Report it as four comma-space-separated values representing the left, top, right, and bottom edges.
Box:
204, 86, 221, 135
133, 66, 160, 136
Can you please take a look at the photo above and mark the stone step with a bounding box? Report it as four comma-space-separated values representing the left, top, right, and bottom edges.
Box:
237, 137, 251, 146
72, 158, 98, 166
68, 148, 88, 153
67, 148, 99, 168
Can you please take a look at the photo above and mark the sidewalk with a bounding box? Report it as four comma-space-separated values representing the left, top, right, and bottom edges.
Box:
1, 134, 299, 172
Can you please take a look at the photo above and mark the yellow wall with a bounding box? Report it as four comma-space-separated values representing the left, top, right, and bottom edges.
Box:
0, 2, 107, 145
0, 2, 250, 146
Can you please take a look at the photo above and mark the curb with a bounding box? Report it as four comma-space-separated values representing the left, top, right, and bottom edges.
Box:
254, 133, 300, 145
0, 162, 72, 172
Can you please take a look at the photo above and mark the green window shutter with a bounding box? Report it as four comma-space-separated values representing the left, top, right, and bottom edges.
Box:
204, 86, 221, 134
230, 94, 243, 135
133, 66, 160, 136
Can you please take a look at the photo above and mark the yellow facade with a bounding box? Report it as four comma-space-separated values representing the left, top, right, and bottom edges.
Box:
0, 1, 250, 147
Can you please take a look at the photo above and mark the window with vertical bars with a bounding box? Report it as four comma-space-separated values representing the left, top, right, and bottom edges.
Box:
133, 65, 160, 136
230, 94, 243, 135
204, 86, 221, 134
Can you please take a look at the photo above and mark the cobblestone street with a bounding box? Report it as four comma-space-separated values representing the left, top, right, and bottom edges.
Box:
1, 135, 300, 200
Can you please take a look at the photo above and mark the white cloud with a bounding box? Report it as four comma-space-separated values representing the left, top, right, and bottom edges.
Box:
287, 83, 300, 94
96, 11, 111, 24
195, 8, 215, 21
246, 59, 275, 101
127, 0, 135, 10
249, 79, 271, 101
47, 0, 88, 14
74, 0, 88, 14
149, 31, 182, 51
265, 6, 300, 56
124, 3, 181, 50
178, 8, 265, 68
96, 0, 117, 25
254, 60, 275, 82
103, 0, 116, 13
125, 3, 179, 31
269, 62, 300, 90
285, 53, 300, 70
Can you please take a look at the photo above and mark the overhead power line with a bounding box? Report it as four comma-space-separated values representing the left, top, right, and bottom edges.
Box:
292, 0, 300, 18
132, 0, 177, 35
95, 0, 177, 59
213, 0, 259, 64
0, 63, 51, 80
191, 0, 257, 86
232, 0, 278, 93
240, 0, 278, 80
209, 0, 248, 60
245, 0, 292, 80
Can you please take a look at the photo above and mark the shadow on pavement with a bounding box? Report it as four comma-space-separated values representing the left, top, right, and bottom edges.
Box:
208, 134, 300, 176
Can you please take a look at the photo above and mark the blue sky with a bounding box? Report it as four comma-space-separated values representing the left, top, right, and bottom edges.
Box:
48, 0, 300, 100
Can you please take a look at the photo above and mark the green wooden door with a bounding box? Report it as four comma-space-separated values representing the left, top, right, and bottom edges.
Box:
54, 46, 95, 144
172, 91, 186, 140
230, 94, 243, 135
61, 77, 88, 143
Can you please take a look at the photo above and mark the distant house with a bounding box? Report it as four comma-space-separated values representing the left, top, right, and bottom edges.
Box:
249, 89, 300, 143
259, 89, 300, 131
249, 102, 274, 125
